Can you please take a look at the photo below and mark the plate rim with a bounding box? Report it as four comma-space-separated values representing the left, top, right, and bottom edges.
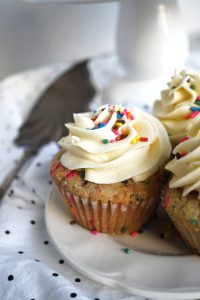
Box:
45, 186, 200, 300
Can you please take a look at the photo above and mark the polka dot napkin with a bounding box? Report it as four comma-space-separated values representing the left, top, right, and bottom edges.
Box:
0, 61, 147, 300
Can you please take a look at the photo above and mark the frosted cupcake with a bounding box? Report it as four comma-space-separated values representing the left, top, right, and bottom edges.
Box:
154, 70, 200, 146
51, 104, 171, 235
164, 118, 200, 254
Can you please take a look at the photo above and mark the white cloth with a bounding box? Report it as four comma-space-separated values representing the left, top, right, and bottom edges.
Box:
1, 51, 199, 300
0, 60, 149, 300
0, 1, 117, 78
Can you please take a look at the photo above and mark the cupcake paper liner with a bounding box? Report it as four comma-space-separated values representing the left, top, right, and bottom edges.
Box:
61, 186, 160, 235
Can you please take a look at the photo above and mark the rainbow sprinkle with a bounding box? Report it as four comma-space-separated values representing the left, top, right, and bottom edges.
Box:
196, 95, 200, 100
140, 137, 149, 142
191, 219, 198, 225
96, 123, 107, 128
91, 116, 97, 121
180, 152, 187, 157
117, 119, 125, 125
102, 139, 109, 144
131, 136, 140, 144
180, 136, 189, 143
112, 129, 119, 135
115, 122, 123, 128
123, 247, 131, 254
190, 84, 196, 90
191, 111, 199, 118
91, 229, 98, 235
65, 170, 77, 179
130, 231, 137, 237
117, 113, 123, 119
126, 111, 134, 120
190, 106, 200, 112
195, 100, 200, 106
185, 110, 199, 119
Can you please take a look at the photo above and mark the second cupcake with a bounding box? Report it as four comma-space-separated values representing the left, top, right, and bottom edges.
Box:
164, 118, 200, 254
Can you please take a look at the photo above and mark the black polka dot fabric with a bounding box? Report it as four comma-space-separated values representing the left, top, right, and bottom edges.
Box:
8, 275, 14, 281
59, 260, 64, 264
70, 292, 77, 298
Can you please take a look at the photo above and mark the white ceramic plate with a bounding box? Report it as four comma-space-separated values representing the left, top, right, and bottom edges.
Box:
45, 187, 200, 299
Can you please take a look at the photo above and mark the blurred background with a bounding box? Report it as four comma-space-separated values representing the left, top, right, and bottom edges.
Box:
0, 0, 118, 77
0, 0, 200, 78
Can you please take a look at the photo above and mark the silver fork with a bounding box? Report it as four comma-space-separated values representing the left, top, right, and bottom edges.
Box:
0, 60, 95, 198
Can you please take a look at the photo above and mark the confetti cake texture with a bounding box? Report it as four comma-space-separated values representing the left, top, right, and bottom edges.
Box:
164, 117, 200, 254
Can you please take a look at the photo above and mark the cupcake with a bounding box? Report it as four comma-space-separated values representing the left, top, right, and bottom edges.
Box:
51, 104, 171, 235
164, 118, 200, 254
153, 70, 200, 146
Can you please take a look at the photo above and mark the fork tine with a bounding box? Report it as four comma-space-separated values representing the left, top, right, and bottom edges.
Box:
15, 120, 48, 147
18, 118, 45, 134
16, 130, 46, 149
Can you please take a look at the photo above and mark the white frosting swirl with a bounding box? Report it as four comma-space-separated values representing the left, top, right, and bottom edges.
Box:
58, 105, 171, 184
166, 118, 200, 198
153, 70, 200, 144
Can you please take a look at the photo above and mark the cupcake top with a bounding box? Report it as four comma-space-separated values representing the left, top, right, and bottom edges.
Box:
58, 104, 171, 184
153, 70, 200, 145
166, 118, 200, 198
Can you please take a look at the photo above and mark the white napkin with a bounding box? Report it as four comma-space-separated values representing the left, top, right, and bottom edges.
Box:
0, 62, 147, 300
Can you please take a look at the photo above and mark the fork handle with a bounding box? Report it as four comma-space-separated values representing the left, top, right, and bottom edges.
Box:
0, 150, 36, 199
